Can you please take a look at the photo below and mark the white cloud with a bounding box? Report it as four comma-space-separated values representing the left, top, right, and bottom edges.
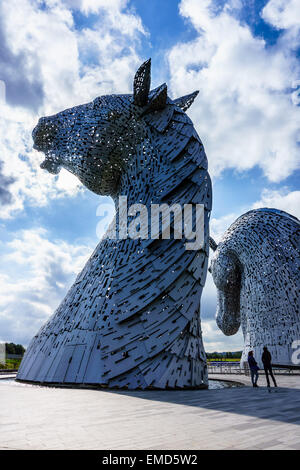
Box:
0, 0, 145, 113
64, 0, 133, 17
0, 107, 83, 218
252, 187, 300, 219
209, 187, 300, 247
210, 212, 240, 243
201, 251, 244, 352
201, 263, 244, 353
0, 0, 146, 219
262, 0, 300, 29
167, 0, 300, 182
0, 80, 5, 103
202, 319, 244, 352
0, 228, 92, 345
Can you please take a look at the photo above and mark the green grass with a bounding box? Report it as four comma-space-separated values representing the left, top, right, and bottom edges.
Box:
207, 358, 241, 362
2, 358, 239, 369
0, 358, 22, 370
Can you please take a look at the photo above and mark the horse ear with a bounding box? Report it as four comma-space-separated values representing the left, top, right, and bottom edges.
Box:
147, 83, 167, 111
209, 237, 218, 251
173, 91, 199, 111
133, 58, 151, 107
141, 83, 167, 116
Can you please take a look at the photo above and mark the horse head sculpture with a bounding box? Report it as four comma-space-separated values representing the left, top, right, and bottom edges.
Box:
18, 59, 212, 389
32, 59, 200, 199
210, 209, 300, 367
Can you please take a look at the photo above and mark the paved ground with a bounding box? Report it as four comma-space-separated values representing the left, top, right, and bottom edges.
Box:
209, 372, 300, 389
0, 374, 299, 450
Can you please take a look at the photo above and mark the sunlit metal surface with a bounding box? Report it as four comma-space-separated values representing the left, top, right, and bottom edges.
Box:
18, 60, 212, 389
211, 209, 300, 366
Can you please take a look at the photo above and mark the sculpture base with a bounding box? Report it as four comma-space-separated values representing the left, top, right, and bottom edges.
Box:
16, 378, 208, 391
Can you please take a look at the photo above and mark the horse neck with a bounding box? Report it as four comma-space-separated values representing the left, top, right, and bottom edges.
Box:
114, 113, 203, 209
113, 140, 157, 208
101, 116, 205, 270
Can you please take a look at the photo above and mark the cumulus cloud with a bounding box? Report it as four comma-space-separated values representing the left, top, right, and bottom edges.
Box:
209, 187, 300, 247
0, 0, 146, 219
210, 212, 240, 243
0, 228, 92, 345
262, 0, 300, 29
202, 318, 244, 352
0, 16, 44, 112
0, 0, 145, 114
167, 0, 300, 182
0, 161, 15, 205
0, 107, 83, 218
252, 187, 300, 219
201, 239, 244, 352
64, 0, 135, 17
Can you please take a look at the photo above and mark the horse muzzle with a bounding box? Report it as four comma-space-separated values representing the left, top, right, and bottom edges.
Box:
40, 158, 61, 175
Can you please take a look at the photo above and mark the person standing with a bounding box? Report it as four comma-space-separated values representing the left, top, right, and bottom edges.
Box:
262, 346, 277, 388
248, 351, 259, 387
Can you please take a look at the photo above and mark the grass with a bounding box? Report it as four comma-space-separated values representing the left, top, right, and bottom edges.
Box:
0, 358, 22, 370
1, 358, 241, 370
207, 358, 241, 362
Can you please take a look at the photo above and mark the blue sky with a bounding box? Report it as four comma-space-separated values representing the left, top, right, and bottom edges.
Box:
0, 0, 299, 351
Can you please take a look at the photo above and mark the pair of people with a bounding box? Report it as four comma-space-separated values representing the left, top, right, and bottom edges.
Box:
248, 347, 277, 388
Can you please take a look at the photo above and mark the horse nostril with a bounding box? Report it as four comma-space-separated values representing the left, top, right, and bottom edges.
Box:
40, 159, 61, 175
32, 118, 58, 152
32, 122, 41, 143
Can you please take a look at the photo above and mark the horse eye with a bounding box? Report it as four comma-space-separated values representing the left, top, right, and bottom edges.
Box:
108, 111, 120, 120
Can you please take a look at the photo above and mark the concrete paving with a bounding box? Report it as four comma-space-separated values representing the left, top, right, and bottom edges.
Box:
0, 375, 299, 450
209, 372, 300, 389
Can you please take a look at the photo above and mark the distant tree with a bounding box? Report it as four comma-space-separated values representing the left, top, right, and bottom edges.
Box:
5, 343, 15, 355
14, 344, 25, 355
232, 351, 242, 359
5, 343, 25, 356
206, 350, 242, 360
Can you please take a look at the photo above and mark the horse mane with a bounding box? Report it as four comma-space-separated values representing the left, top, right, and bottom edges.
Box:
218, 208, 299, 261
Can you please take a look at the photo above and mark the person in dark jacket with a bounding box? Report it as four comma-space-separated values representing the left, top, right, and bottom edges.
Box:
262, 346, 277, 387
248, 351, 259, 387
